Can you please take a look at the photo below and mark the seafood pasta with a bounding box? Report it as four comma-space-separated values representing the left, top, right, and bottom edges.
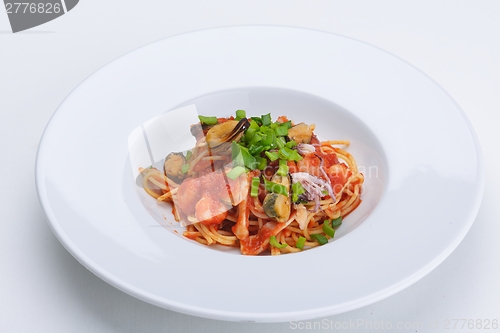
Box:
140, 111, 364, 255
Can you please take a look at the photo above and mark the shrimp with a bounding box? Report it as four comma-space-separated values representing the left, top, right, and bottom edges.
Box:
296, 153, 322, 178
172, 118, 252, 226
174, 168, 249, 226
296, 149, 347, 194
231, 170, 259, 240
240, 213, 295, 255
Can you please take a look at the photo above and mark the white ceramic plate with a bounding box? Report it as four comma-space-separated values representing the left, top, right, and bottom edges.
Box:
36, 26, 484, 322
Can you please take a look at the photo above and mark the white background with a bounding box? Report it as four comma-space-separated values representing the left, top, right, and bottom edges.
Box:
1, 1, 499, 332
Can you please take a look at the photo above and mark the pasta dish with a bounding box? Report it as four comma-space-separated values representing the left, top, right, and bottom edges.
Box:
140, 111, 364, 255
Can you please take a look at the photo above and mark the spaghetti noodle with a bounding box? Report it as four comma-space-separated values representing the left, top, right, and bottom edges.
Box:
140, 111, 364, 255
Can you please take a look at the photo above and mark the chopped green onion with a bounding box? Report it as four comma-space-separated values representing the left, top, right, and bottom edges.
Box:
250, 177, 260, 197
286, 140, 297, 149
269, 235, 287, 249
232, 142, 257, 169
262, 113, 272, 126
185, 150, 192, 161
331, 216, 342, 227
249, 119, 259, 129
270, 130, 277, 147
249, 131, 265, 145
277, 159, 289, 176
261, 136, 273, 147
288, 149, 303, 161
322, 220, 335, 238
251, 117, 263, 125
264, 179, 289, 196
278, 147, 291, 160
275, 137, 286, 149
226, 166, 247, 180
292, 182, 306, 202
244, 128, 257, 143
256, 157, 268, 170
248, 143, 266, 156
232, 142, 245, 166
295, 236, 306, 250
198, 115, 218, 125
181, 164, 190, 174
235, 109, 246, 120
275, 124, 289, 136
310, 233, 328, 245
265, 151, 279, 161
261, 129, 275, 147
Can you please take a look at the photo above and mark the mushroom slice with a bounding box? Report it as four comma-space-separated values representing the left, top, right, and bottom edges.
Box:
287, 122, 313, 144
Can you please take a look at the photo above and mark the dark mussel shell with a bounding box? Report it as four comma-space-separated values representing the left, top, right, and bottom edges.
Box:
206, 118, 250, 153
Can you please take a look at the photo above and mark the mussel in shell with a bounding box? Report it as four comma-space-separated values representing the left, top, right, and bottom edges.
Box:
263, 173, 291, 223
205, 118, 249, 153
164, 152, 186, 183
263, 193, 291, 223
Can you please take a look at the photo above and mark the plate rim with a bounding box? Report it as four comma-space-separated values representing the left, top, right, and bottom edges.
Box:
35, 25, 485, 322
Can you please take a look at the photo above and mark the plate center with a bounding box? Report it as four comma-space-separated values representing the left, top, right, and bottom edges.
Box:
131, 87, 388, 253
